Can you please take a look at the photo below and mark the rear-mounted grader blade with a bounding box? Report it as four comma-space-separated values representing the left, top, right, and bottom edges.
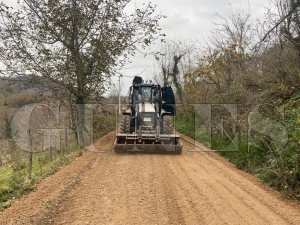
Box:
114, 134, 182, 154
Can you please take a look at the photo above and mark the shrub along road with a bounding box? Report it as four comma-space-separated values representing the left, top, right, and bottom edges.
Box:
0, 131, 300, 224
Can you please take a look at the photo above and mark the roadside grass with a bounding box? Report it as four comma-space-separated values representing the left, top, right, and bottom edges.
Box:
0, 147, 84, 211
0, 164, 34, 211
0, 166, 13, 191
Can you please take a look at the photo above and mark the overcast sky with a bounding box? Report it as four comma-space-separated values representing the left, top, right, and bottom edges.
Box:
119, 0, 270, 92
2, 0, 271, 93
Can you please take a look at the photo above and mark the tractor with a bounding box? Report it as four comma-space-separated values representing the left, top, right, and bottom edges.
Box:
114, 76, 182, 154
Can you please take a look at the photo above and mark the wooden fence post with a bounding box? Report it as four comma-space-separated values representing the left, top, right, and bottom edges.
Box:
26, 130, 33, 180
65, 124, 68, 154
49, 129, 52, 162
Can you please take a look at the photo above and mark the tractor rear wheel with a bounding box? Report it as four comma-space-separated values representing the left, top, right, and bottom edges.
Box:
120, 115, 130, 134
161, 116, 173, 134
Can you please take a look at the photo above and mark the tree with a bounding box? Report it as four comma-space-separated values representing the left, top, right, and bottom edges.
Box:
251, 0, 300, 99
152, 38, 196, 101
183, 9, 252, 103
0, 0, 164, 146
259, 0, 300, 54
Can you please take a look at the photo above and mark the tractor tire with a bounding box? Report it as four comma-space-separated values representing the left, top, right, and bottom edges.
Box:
161, 116, 173, 134
120, 115, 130, 134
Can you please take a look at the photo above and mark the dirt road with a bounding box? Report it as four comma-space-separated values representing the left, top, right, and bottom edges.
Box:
1, 131, 300, 225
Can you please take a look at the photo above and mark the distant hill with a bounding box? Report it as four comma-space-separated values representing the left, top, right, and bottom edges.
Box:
0, 75, 58, 96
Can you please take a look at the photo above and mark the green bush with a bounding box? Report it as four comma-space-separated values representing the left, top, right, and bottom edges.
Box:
93, 112, 116, 140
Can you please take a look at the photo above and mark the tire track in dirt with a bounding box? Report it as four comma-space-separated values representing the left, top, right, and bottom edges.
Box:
151, 155, 186, 225
163, 152, 252, 224
52, 151, 116, 224
179, 136, 300, 224
176, 141, 270, 224
52, 145, 179, 225
159, 154, 206, 224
